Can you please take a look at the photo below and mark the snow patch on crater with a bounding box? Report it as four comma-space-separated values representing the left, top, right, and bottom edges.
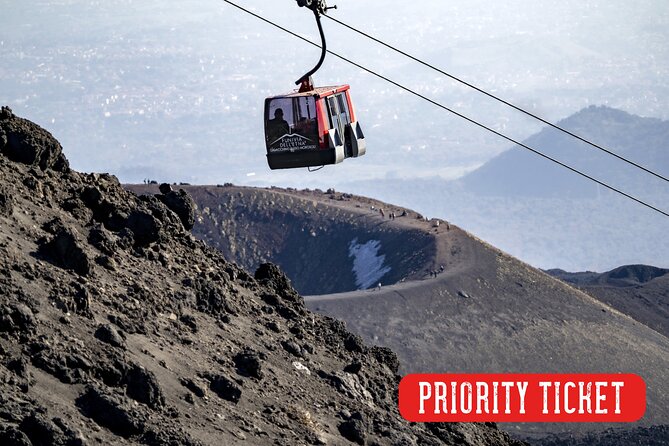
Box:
348, 238, 391, 290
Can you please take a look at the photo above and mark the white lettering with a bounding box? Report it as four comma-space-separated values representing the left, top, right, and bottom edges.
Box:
595, 382, 608, 414
564, 382, 576, 414
501, 382, 514, 414
612, 382, 624, 414
492, 382, 499, 414
461, 382, 473, 414
418, 382, 431, 415
434, 382, 447, 414
476, 382, 489, 414
554, 381, 561, 414
579, 382, 592, 414
539, 381, 551, 414
516, 381, 528, 414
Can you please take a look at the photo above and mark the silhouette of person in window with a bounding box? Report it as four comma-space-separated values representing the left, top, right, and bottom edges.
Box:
268, 108, 290, 143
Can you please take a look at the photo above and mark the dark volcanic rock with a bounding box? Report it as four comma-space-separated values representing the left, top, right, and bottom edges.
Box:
138, 194, 184, 235
159, 183, 173, 194
344, 361, 363, 374
125, 365, 165, 409
179, 314, 198, 332
53, 283, 91, 315
7, 357, 31, 379
370, 346, 400, 375
80, 185, 103, 208
0, 304, 37, 335
94, 324, 126, 349
344, 333, 366, 353
255, 263, 297, 301
0, 104, 11, 121
0, 425, 32, 446
158, 188, 196, 230
188, 277, 236, 316
338, 412, 367, 445
76, 386, 145, 438
94, 357, 128, 388
254, 263, 307, 321
0, 185, 12, 217
181, 377, 208, 398
125, 210, 162, 247
0, 106, 69, 172
39, 226, 92, 276
30, 345, 94, 384
80, 186, 116, 224
233, 349, 265, 379
95, 254, 117, 271
18, 413, 75, 446
208, 374, 242, 403
281, 339, 304, 358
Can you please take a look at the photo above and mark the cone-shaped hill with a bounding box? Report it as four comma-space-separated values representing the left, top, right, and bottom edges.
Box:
0, 107, 526, 445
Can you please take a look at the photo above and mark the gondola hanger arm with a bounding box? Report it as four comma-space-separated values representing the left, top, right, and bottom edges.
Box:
295, 0, 336, 91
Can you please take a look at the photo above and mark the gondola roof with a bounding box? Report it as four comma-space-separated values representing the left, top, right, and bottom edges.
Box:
266, 85, 350, 100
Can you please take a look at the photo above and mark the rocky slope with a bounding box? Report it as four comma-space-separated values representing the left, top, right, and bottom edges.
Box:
136, 185, 436, 296
533, 425, 669, 446
0, 106, 525, 445
151, 182, 669, 440
547, 265, 669, 338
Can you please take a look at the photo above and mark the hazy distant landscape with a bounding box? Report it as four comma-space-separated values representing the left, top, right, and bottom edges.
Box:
342, 106, 669, 271
2, 0, 668, 270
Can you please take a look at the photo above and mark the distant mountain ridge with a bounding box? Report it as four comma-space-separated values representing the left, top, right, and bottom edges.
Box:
548, 264, 669, 287
340, 105, 669, 271
460, 106, 669, 198
547, 264, 669, 338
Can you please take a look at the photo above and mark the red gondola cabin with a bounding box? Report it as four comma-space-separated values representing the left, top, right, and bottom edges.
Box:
264, 85, 366, 169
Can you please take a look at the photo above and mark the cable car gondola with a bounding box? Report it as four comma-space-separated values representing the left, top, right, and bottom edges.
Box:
264, 0, 366, 170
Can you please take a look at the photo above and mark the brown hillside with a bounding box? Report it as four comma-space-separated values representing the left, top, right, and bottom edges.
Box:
548, 265, 669, 339
139, 182, 669, 440
0, 107, 525, 445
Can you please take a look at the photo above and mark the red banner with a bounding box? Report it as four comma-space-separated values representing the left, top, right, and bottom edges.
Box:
399, 373, 645, 422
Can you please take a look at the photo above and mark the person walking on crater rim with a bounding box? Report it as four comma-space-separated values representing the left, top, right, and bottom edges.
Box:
267, 108, 290, 142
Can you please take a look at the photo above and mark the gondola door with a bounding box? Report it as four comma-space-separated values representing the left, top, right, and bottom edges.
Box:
326, 95, 348, 157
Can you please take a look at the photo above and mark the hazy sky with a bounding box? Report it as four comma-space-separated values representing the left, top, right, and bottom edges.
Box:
2, 0, 667, 187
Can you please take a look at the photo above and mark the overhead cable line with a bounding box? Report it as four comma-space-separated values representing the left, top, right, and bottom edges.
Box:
220, 0, 669, 219
324, 14, 669, 185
